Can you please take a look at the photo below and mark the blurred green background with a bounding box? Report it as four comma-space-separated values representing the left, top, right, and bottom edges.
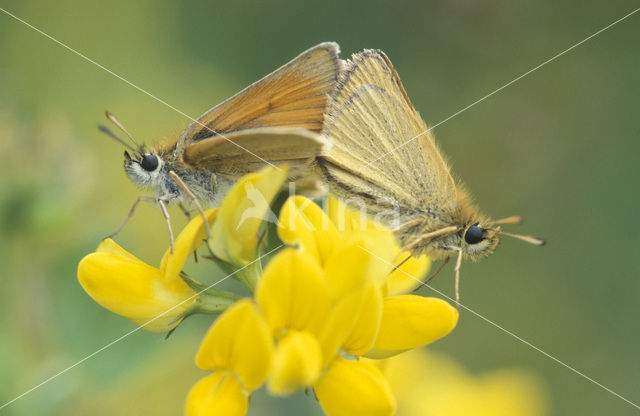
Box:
1, 0, 639, 414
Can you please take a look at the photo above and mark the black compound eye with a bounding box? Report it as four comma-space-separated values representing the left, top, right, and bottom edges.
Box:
464, 224, 484, 244
140, 154, 159, 172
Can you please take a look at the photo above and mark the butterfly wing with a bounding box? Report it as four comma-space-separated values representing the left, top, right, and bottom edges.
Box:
319, 49, 457, 216
177, 42, 341, 155
185, 126, 329, 183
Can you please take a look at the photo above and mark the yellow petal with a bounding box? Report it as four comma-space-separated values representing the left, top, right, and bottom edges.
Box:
326, 197, 401, 284
96, 238, 144, 263
160, 208, 217, 280
366, 295, 458, 359
210, 166, 287, 265
314, 357, 396, 416
318, 287, 367, 364
255, 248, 330, 336
185, 371, 248, 416
352, 211, 388, 234
195, 299, 273, 391
326, 196, 356, 234
342, 283, 383, 356
385, 252, 431, 295
327, 196, 391, 235
77, 252, 195, 332
278, 196, 341, 266
323, 243, 372, 300
344, 230, 399, 286
268, 330, 322, 396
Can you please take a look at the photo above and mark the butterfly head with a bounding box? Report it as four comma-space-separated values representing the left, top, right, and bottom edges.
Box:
460, 221, 500, 261
123, 150, 166, 189
459, 215, 546, 261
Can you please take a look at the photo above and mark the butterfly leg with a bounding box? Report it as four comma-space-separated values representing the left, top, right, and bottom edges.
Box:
105, 194, 177, 253
412, 256, 450, 292
177, 202, 191, 221
402, 225, 460, 252
156, 196, 175, 254
454, 249, 463, 308
169, 171, 212, 241
392, 255, 412, 271
106, 195, 159, 241
256, 227, 269, 255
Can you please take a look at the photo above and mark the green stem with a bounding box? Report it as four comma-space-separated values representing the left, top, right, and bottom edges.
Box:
195, 289, 241, 314
180, 271, 242, 314
234, 260, 262, 293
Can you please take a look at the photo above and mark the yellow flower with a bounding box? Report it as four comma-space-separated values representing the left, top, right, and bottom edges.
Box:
187, 195, 436, 415
273, 196, 458, 414
279, 196, 458, 359
269, 329, 323, 395
77, 209, 216, 332
186, 299, 273, 416
251, 246, 394, 413
205, 165, 288, 292
314, 357, 396, 416
383, 349, 548, 416
255, 248, 328, 395
187, 240, 393, 413
185, 371, 247, 416
209, 165, 287, 267
326, 197, 432, 295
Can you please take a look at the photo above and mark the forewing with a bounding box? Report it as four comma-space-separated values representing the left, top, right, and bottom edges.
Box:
185, 127, 329, 181
177, 42, 340, 153
321, 49, 457, 212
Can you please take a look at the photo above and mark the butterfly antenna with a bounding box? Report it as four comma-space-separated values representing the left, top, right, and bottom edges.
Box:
97, 124, 137, 152
489, 215, 523, 226
500, 231, 546, 246
489, 215, 546, 246
105, 111, 143, 151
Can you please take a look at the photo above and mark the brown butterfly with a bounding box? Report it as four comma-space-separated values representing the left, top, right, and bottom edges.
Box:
101, 42, 341, 246
317, 49, 544, 301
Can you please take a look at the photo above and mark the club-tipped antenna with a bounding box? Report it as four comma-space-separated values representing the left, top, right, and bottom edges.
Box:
500, 231, 546, 246
489, 215, 523, 226
105, 111, 142, 151
98, 124, 137, 152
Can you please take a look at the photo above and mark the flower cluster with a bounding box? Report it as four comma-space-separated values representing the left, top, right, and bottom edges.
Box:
78, 209, 220, 332
77, 166, 459, 416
